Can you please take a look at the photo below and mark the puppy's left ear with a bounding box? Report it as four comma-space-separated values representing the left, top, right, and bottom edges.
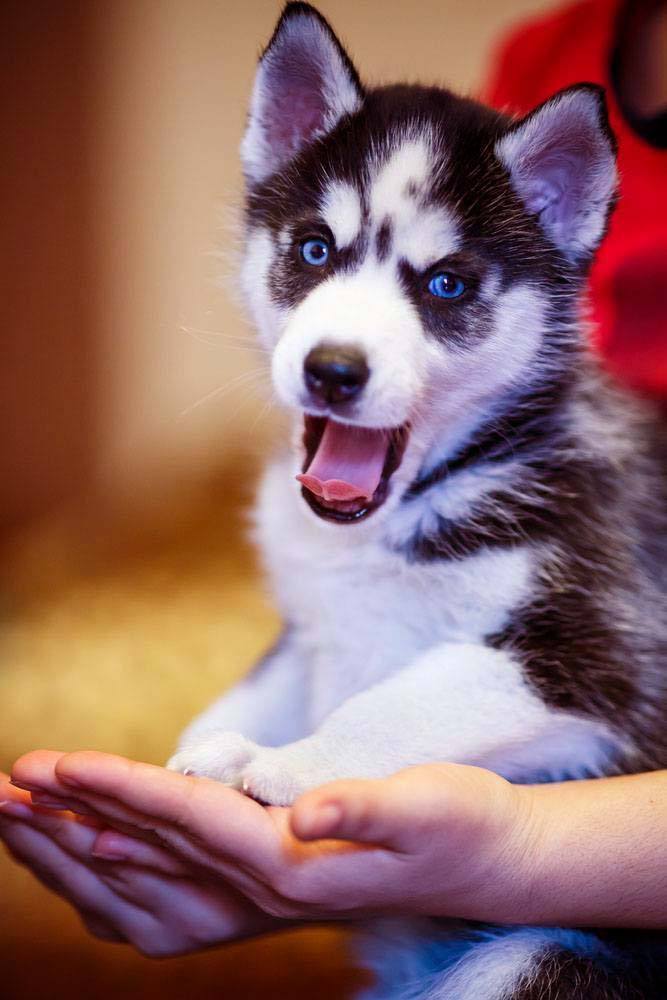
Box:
241, 2, 363, 185
495, 84, 618, 262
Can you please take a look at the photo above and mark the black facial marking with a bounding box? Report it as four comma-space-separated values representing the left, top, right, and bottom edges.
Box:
337, 230, 370, 275
375, 218, 393, 262
405, 377, 574, 497
398, 253, 495, 347
245, 83, 582, 325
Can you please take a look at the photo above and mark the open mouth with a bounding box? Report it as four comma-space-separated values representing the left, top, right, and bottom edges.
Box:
296, 416, 409, 523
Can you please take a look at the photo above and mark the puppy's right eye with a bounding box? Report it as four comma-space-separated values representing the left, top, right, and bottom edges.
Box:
300, 238, 330, 266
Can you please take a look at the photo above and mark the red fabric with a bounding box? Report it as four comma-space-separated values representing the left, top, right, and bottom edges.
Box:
483, 0, 667, 396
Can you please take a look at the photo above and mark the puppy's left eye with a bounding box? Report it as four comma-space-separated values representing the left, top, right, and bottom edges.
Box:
300, 238, 330, 266
428, 272, 466, 299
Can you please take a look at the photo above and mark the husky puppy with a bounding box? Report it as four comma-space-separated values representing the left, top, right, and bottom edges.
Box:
169, 3, 667, 996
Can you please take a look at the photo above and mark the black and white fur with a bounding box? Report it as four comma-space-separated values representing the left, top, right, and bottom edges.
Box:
169, 5, 667, 996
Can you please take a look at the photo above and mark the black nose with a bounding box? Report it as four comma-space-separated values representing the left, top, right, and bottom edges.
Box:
304, 345, 370, 405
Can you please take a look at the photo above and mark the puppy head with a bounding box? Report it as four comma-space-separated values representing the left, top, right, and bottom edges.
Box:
240, 3, 618, 525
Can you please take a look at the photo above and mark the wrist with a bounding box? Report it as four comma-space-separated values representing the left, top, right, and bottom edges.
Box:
462, 775, 545, 924
486, 779, 550, 924
414, 766, 544, 924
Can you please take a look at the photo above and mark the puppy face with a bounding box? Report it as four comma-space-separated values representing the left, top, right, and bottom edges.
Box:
240, 4, 617, 525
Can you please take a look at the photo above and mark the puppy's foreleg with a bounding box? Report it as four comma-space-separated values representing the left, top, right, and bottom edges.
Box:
236, 642, 617, 804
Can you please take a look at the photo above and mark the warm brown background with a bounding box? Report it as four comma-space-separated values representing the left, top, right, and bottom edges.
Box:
2, 1, 552, 997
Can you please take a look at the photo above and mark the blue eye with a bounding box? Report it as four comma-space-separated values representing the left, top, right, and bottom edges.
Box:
428, 272, 466, 299
301, 238, 330, 266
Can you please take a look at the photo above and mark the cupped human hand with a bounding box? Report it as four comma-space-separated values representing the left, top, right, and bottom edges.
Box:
5, 751, 535, 927
0, 765, 283, 956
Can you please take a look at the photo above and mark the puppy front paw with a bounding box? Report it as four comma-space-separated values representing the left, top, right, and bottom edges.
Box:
168, 734, 342, 807
167, 732, 257, 787
241, 744, 339, 807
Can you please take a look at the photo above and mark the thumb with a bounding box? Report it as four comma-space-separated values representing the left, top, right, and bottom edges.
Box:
290, 772, 424, 850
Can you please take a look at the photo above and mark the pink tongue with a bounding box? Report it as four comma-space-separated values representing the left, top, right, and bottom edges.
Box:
297, 421, 389, 502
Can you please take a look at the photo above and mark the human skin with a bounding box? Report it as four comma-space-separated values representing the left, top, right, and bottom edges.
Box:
0, 767, 281, 956
1, 752, 666, 959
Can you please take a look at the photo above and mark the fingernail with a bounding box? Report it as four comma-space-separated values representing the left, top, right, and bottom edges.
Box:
91, 848, 127, 861
298, 802, 342, 839
315, 802, 342, 832
92, 833, 128, 861
0, 800, 35, 820
9, 779, 43, 793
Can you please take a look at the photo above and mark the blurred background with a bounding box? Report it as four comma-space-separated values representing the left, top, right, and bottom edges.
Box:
2, 1, 553, 996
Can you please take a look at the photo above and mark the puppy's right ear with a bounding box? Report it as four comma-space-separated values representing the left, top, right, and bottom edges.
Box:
241, 2, 363, 185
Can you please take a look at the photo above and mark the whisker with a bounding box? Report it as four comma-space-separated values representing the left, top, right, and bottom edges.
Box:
248, 390, 280, 435
179, 367, 270, 417
180, 324, 269, 352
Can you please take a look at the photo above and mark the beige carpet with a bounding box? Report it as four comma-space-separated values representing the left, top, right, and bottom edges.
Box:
1, 470, 367, 998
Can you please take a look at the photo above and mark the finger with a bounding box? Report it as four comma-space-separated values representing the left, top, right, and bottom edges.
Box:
0, 819, 203, 954
9, 754, 101, 817
52, 752, 283, 873
7, 800, 194, 878
0, 772, 34, 813
4, 771, 384, 920
0, 775, 91, 825
1, 818, 142, 928
1, 797, 186, 899
0, 803, 102, 859
80, 912, 126, 943
10, 759, 198, 856
15, 780, 248, 880
25, 784, 235, 874
22, 790, 210, 877
12, 754, 156, 831
20, 752, 308, 906
31, 786, 168, 839
91, 820, 290, 914
91, 829, 191, 876
94, 862, 283, 947
1, 809, 258, 955
0, 798, 36, 821
10, 750, 70, 796
0, 804, 165, 921
14, 764, 302, 912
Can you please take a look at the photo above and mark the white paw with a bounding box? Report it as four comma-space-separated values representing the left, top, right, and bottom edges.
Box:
241, 745, 338, 807
168, 735, 340, 807
166, 732, 257, 787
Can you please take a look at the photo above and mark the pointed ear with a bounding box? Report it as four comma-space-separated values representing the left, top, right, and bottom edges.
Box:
241, 2, 364, 185
495, 85, 618, 262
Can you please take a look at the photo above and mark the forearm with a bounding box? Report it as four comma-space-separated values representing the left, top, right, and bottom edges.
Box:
514, 771, 667, 928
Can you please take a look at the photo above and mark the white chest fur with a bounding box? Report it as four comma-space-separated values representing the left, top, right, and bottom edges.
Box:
255, 458, 536, 726
173, 459, 621, 798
